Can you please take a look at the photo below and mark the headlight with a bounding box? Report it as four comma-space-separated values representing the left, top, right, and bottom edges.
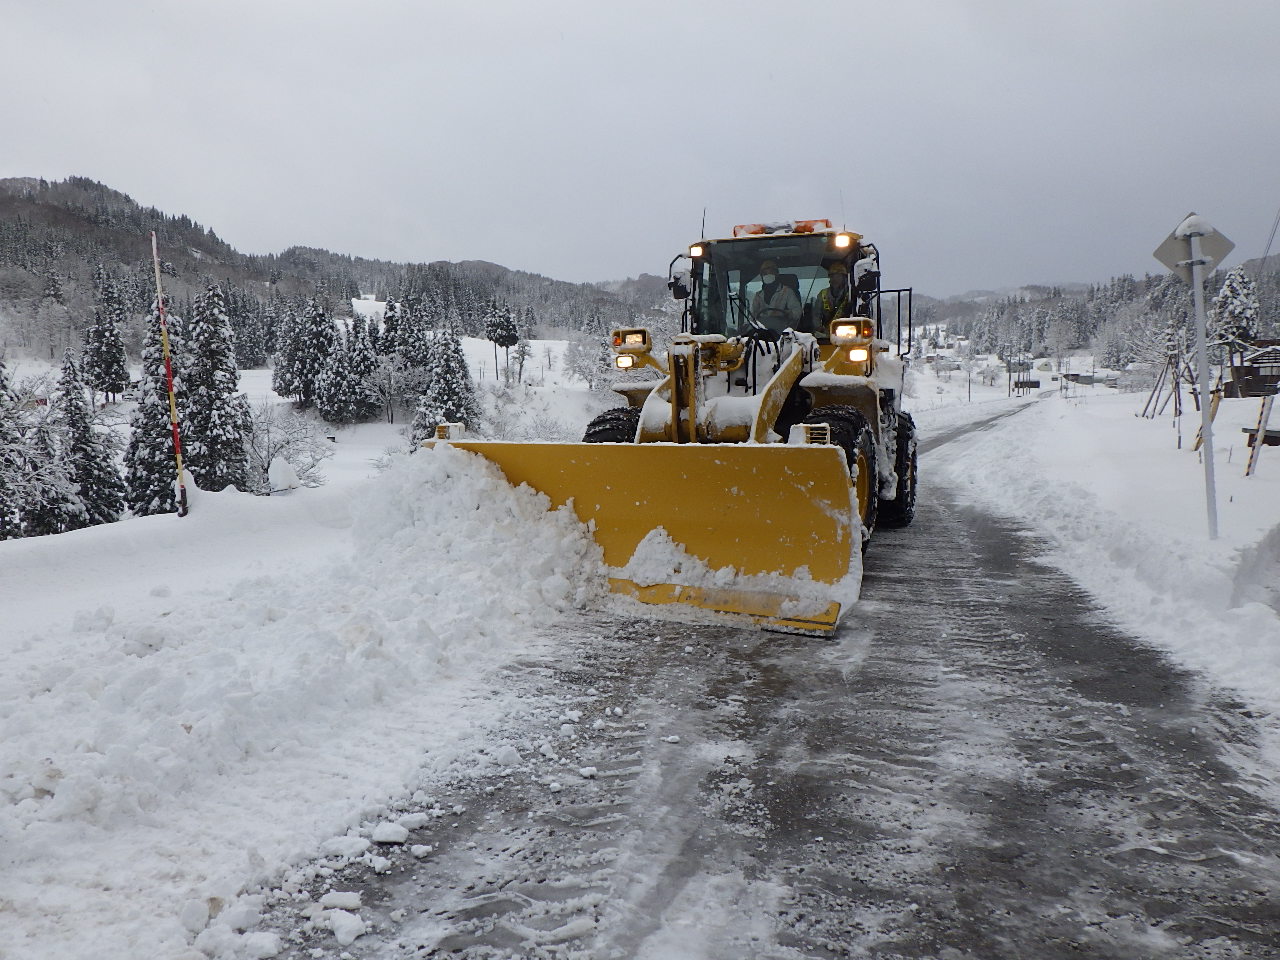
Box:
689, 244, 704, 258
831, 317, 875, 343
612, 328, 652, 352
834, 233, 853, 249
848, 347, 870, 363
615, 355, 636, 369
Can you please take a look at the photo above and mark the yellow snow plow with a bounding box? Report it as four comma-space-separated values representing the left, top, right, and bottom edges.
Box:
426, 220, 917, 635
430, 438, 857, 633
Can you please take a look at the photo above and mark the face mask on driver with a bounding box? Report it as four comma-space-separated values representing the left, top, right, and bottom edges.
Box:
762, 273, 777, 285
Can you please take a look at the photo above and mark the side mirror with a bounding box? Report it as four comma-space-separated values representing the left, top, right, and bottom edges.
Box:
668, 266, 692, 301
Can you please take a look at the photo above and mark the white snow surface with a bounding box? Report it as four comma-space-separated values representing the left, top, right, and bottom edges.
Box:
929, 387, 1280, 716
1, 442, 605, 960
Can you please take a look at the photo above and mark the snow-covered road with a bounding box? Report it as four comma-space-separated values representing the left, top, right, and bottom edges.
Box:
240, 411, 1280, 959
4, 389, 1279, 959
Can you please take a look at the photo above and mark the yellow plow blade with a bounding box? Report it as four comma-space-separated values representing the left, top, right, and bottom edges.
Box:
431, 441, 857, 634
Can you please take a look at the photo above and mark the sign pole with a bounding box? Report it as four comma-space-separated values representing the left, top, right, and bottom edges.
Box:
1154, 213, 1233, 541
1186, 229, 1218, 539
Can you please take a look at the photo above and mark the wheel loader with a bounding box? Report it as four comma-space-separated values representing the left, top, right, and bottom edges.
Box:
428, 219, 917, 635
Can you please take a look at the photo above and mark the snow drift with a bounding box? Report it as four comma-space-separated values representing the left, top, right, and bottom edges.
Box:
0, 445, 605, 960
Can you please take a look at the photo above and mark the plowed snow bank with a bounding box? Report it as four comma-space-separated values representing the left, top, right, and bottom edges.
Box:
0, 445, 604, 960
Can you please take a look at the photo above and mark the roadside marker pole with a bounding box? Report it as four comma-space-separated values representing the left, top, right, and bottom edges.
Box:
1245, 395, 1274, 477
150, 232, 189, 517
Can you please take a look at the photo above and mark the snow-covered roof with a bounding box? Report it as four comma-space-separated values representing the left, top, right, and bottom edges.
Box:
1243, 346, 1280, 365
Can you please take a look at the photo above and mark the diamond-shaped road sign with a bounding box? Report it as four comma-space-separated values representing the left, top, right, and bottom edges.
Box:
1154, 212, 1235, 284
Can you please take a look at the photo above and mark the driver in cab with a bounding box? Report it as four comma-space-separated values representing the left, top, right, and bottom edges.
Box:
750, 259, 801, 330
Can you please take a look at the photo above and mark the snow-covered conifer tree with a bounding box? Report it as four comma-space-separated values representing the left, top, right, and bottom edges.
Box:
1210, 267, 1260, 365
57, 350, 125, 526
411, 326, 480, 442
124, 311, 181, 515
494, 305, 520, 381
0, 358, 27, 539
184, 284, 251, 491
231, 295, 268, 369
380, 297, 402, 356
395, 301, 434, 370
289, 298, 337, 409
82, 305, 130, 401
272, 302, 302, 399
347, 313, 382, 420
317, 327, 363, 424
19, 416, 87, 537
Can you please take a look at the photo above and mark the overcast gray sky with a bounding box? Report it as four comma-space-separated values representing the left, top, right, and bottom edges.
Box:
3, 0, 1278, 298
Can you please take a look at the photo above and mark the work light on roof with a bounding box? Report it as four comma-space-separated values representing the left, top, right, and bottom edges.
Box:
731, 218, 833, 238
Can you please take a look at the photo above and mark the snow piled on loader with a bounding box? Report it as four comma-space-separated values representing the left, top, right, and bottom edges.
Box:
0, 445, 606, 960
614, 526, 862, 622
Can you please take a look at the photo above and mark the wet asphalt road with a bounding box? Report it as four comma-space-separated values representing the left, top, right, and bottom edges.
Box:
262, 409, 1280, 959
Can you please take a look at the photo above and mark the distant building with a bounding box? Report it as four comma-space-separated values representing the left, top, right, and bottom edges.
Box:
1227, 340, 1280, 397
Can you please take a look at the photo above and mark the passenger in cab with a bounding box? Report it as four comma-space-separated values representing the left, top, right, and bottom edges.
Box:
750, 259, 802, 329
815, 261, 852, 326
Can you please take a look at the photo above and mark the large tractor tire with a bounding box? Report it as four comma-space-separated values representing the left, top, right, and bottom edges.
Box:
805, 405, 878, 539
583, 406, 641, 443
879, 412, 917, 528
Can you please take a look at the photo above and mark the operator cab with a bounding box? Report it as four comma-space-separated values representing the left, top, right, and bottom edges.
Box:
685, 221, 878, 341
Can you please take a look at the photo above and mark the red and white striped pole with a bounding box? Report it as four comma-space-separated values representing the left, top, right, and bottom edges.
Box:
150, 232, 189, 516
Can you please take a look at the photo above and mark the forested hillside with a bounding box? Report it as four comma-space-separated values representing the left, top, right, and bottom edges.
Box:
930, 262, 1280, 367
0, 176, 670, 363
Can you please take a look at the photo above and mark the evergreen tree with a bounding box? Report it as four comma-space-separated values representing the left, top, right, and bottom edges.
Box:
184, 283, 251, 491
124, 311, 181, 516
82, 306, 130, 401
380, 297, 403, 356
272, 302, 302, 399
19, 416, 87, 537
317, 328, 363, 424
494, 304, 520, 381
56, 350, 126, 526
1210, 267, 1260, 365
411, 326, 481, 441
347, 313, 382, 420
483, 299, 502, 378
289, 298, 337, 409
395, 299, 434, 369
231, 293, 268, 368
42, 271, 65, 305
0, 358, 27, 539
261, 298, 281, 356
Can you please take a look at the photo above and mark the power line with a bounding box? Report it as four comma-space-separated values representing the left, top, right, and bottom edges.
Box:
1257, 202, 1280, 283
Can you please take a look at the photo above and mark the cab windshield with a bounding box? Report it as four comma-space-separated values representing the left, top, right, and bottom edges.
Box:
690, 234, 850, 339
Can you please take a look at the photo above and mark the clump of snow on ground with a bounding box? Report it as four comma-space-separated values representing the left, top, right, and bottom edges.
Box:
931, 389, 1280, 715
0, 444, 605, 960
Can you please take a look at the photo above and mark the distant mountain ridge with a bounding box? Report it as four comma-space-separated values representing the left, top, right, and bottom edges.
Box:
0, 176, 669, 358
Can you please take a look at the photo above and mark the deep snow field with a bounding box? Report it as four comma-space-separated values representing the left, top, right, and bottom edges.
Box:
2, 344, 1278, 959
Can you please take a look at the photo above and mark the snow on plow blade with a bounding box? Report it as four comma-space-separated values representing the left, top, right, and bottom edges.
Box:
431, 440, 858, 635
